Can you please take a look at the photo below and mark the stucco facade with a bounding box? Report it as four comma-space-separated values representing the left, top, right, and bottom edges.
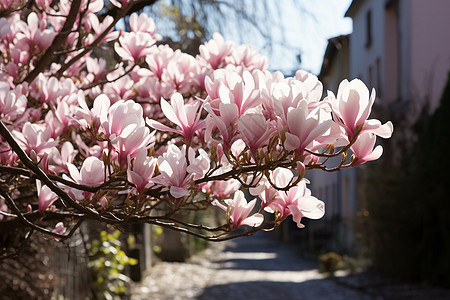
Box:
347, 0, 450, 114
312, 0, 450, 254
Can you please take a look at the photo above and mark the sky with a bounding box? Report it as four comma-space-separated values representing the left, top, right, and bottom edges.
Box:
274, 0, 353, 75
144, 0, 353, 76
245, 0, 354, 75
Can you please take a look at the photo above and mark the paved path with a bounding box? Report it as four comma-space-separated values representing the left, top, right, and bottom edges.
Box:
131, 232, 376, 300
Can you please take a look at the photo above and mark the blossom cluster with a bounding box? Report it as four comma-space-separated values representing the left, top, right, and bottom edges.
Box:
0, 0, 392, 238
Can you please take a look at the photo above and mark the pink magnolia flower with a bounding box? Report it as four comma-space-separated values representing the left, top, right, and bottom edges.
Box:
283, 100, 332, 156
350, 132, 383, 166
237, 113, 276, 155
269, 76, 326, 126
110, 123, 154, 167
14, 122, 58, 157
62, 156, 106, 200
114, 32, 155, 63
14, 12, 55, 52
127, 149, 157, 193
35, 0, 51, 10
252, 70, 285, 121
129, 13, 161, 40
212, 190, 264, 230
161, 53, 201, 94
80, 0, 103, 13
230, 139, 246, 159
271, 81, 302, 123
327, 79, 393, 140
147, 93, 206, 144
101, 99, 146, 138
0, 138, 18, 165
146, 45, 178, 79
36, 180, 58, 211
294, 70, 323, 105
45, 98, 74, 138
52, 221, 68, 240
103, 73, 134, 103
152, 144, 192, 198
269, 180, 325, 228
186, 147, 210, 180
47, 141, 78, 174
204, 69, 227, 102
47, 1, 70, 31
134, 76, 171, 104
67, 156, 105, 187
205, 69, 260, 116
85, 15, 119, 45
226, 44, 268, 72
0, 17, 11, 40
31, 74, 60, 104
0, 82, 27, 121
76, 94, 110, 131
204, 179, 241, 200
250, 168, 294, 209
198, 32, 234, 69
204, 102, 239, 151
249, 178, 277, 210
0, 0, 15, 10
71, 133, 111, 161
85, 57, 108, 83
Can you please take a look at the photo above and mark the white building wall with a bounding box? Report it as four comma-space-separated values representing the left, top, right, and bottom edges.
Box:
348, 0, 386, 88
351, 0, 450, 113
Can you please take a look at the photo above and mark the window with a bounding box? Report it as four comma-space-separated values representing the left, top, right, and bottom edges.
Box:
366, 10, 372, 48
376, 57, 382, 97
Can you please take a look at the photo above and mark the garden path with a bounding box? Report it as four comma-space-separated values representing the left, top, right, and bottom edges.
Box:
131, 231, 382, 300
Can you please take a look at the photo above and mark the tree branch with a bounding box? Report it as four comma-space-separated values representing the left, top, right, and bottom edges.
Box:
22, 0, 82, 83
0, 186, 84, 240
54, 0, 153, 78
0, 120, 116, 223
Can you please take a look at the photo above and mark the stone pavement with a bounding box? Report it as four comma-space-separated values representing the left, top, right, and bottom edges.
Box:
130, 232, 450, 300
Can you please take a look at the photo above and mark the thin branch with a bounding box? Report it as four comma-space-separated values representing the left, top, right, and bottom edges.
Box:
81, 62, 137, 90
22, 0, 82, 83
0, 186, 83, 240
194, 154, 293, 185
54, 0, 150, 78
0, 120, 115, 223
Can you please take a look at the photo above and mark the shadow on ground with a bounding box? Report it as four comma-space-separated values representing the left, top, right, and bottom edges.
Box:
196, 232, 375, 300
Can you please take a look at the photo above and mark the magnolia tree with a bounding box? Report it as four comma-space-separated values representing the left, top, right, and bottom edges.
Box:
0, 0, 393, 247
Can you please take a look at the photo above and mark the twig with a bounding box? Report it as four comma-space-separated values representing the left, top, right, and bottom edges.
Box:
0, 120, 116, 223
54, 0, 148, 77
22, 0, 82, 83
0, 186, 83, 240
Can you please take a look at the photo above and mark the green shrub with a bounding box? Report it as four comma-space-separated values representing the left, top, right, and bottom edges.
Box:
88, 230, 137, 300
360, 71, 450, 286
319, 251, 343, 275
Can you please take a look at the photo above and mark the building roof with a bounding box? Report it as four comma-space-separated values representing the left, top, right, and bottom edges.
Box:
344, 0, 364, 17
318, 34, 349, 79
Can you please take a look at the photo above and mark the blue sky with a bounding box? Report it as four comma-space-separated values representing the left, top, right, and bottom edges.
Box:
144, 0, 353, 75
255, 0, 353, 75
